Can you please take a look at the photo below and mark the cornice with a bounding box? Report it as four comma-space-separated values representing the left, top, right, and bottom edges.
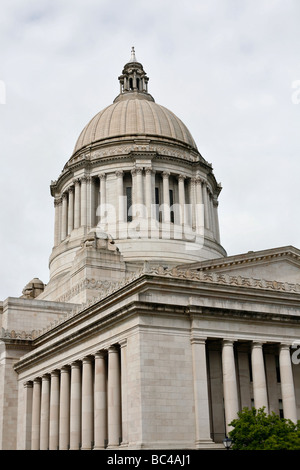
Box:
181, 246, 300, 272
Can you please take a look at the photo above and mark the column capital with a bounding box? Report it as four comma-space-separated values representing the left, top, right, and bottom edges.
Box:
190, 336, 207, 346
24, 381, 33, 388
95, 350, 107, 359
279, 343, 292, 351
145, 167, 153, 175
162, 171, 170, 179
73, 178, 81, 185
54, 198, 62, 207
251, 341, 264, 349
115, 170, 124, 178
98, 173, 106, 180
222, 338, 235, 347
178, 173, 186, 182
68, 185, 74, 193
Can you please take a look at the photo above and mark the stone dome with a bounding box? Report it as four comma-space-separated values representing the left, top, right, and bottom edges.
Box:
73, 47, 197, 155
74, 97, 198, 154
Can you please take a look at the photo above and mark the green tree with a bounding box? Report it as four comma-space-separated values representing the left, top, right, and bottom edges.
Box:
228, 407, 300, 450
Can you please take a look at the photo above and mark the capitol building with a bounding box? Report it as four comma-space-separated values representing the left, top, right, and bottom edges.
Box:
1, 49, 300, 450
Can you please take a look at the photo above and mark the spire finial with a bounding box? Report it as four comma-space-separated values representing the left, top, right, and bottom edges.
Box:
130, 46, 137, 63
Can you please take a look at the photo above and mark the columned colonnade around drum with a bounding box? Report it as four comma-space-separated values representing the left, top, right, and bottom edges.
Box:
22, 336, 298, 450
53, 168, 220, 246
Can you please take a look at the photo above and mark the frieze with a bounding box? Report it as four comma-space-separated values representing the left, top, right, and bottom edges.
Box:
3, 265, 300, 342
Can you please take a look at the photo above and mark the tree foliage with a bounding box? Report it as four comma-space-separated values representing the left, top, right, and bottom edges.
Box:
228, 407, 300, 450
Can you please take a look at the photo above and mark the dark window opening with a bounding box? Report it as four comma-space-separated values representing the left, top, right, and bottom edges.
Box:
126, 186, 132, 222
155, 187, 161, 222
169, 189, 174, 223
275, 355, 281, 383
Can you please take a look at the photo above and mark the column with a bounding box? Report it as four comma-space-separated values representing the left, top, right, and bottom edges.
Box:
279, 344, 298, 423
162, 172, 170, 223
131, 169, 137, 212
135, 168, 143, 207
94, 351, 107, 449
82, 356, 94, 450
191, 338, 213, 446
116, 171, 124, 223
99, 174, 106, 206
31, 378, 41, 450
120, 340, 128, 446
212, 197, 220, 243
189, 178, 196, 229
74, 179, 81, 229
23, 382, 33, 450
107, 346, 121, 447
70, 361, 82, 450
86, 176, 92, 229
222, 340, 239, 433
61, 193, 68, 240
67, 186, 74, 235
49, 370, 60, 450
98, 173, 106, 223
251, 342, 269, 412
178, 174, 185, 226
40, 374, 50, 450
54, 198, 60, 246
145, 168, 153, 221
80, 176, 87, 227
202, 182, 210, 229
59, 366, 70, 450
195, 177, 204, 234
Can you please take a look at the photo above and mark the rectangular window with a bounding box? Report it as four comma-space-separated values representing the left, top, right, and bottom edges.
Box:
126, 186, 132, 222
275, 355, 281, 383
155, 187, 161, 222
169, 189, 174, 223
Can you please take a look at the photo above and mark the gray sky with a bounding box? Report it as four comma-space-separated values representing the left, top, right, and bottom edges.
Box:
1, 0, 300, 300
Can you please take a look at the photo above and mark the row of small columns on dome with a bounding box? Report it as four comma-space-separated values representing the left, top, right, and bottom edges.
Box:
190, 338, 297, 445
53, 169, 220, 246
23, 344, 126, 450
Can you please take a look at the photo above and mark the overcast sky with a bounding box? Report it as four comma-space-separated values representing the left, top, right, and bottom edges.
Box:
1, 0, 300, 300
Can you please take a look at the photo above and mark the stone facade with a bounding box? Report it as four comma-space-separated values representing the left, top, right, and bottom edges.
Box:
1, 49, 300, 450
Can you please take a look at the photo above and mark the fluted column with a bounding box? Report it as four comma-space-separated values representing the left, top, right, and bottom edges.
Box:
195, 177, 204, 234
116, 171, 124, 223
145, 168, 153, 220
191, 338, 213, 446
120, 340, 128, 446
86, 176, 92, 229
61, 193, 68, 240
31, 378, 41, 450
222, 340, 239, 432
59, 366, 70, 450
178, 174, 186, 226
67, 186, 74, 235
251, 342, 268, 412
80, 176, 87, 227
279, 344, 298, 422
49, 370, 60, 450
94, 351, 107, 449
74, 179, 81, 229
40, 374, 50, 450
70, 361, 82, 450
54, 198, 60, 246
82, 356, 94, 450
212, 197, 220, 242
136, 168, 143, 206
202, 182, 210, 229
107, 346, 121, 447
189, 178, 196, 229
162, 172, 170, 224
23, 381, 33, 450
